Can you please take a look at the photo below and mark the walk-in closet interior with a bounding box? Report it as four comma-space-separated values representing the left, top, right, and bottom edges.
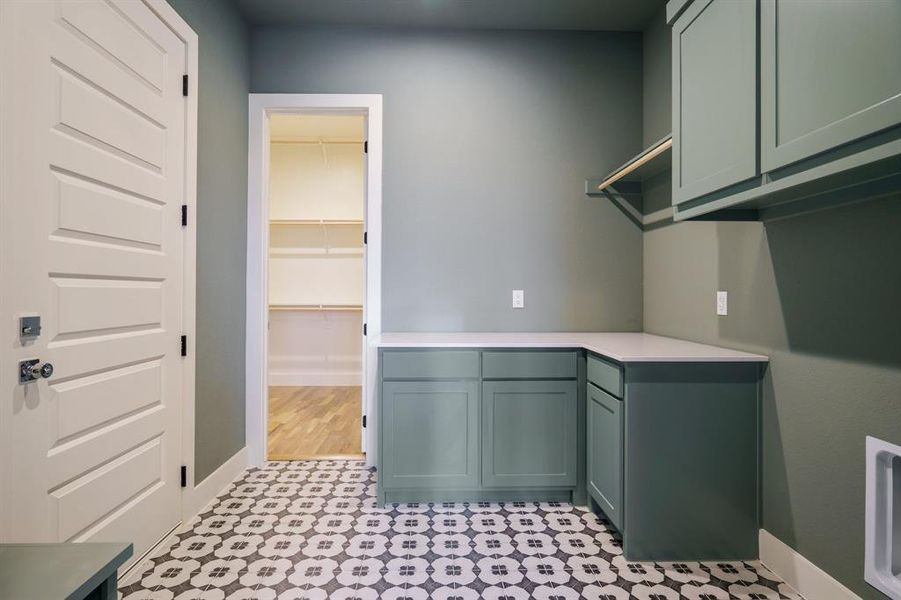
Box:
266, 114, 365, 460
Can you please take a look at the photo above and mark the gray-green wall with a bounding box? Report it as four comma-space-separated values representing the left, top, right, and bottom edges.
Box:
641, 9, 671, 148
166, 0, 249, 482
250, 27, 645, 332
642, 11, 901, 598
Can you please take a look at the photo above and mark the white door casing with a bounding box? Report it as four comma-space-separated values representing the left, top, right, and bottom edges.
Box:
246, 94, 383, 467
0, 0, 196, 565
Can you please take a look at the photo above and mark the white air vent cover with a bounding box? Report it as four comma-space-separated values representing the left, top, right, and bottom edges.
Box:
866, 436, 901, 599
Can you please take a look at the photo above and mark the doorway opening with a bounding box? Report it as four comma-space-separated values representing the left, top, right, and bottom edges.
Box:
266, 114, 365, 460
246, 94, 382, 469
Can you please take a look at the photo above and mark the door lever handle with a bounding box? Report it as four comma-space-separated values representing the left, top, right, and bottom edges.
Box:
19, 359, 54, 384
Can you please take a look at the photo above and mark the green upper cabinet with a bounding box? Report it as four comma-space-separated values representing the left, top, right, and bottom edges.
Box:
760, 0, 901, 171
381, 380, 480, 490
482, 380, 578, 489
672, 0, 758, 205
667, 0, 901, 219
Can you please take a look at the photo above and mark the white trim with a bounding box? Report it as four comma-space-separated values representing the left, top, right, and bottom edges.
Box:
182, 446, 249, 521
144, 0, 200, 523
268, 373, 362, 387
122, 447, 248, 588
118, 523, 181, 587
247, 94, 383, 468
759, 529, 861, 600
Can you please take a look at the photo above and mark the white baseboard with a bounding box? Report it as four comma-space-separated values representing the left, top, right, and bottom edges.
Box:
759, 529, 861, 600
121, 448, 249, 587
268, 372, 361, 386
119, 523, 181, 587
182, 446, 249, 519
267, 354, 361, 387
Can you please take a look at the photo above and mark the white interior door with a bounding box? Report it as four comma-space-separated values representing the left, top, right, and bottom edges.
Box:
0, 0, 187, 565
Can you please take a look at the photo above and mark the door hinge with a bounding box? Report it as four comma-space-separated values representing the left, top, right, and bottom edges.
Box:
364, 140, 368, 154
180, 465, 187, 488
362, 415, 367, 428
363, 231, 367, 245
181, 204, 187, 227
182, 74, 189, 97
180, 335, 187, 357
363, 323, 367, 336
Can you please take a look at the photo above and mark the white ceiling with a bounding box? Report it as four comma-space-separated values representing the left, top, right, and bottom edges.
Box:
269, 114, 365, 142
234, 0, 665, 32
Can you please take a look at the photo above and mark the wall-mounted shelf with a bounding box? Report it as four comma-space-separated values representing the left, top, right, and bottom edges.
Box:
270, 139, 363, 145
587, 135, 672, 196
585, 135, 674, 230
270, 219, 364, 257
270, 219, 363, 226
269, 248, 363, 257
269, 304, 363, 312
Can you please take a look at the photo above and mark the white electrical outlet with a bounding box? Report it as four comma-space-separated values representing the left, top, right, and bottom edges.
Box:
716, 291, 728, 316
512, 290, 524, 309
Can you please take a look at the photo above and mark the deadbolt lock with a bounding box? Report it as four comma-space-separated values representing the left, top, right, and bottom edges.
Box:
19, 359, 53, 384
19, 316, 41, 339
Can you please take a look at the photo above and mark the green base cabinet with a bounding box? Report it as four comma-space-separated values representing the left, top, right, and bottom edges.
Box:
586, 354, 761, 561
379, 346, 762, 562
380, 380, 480, 492
622, 363, 760, 561
482, 380, 578, 489
587, 382, 623, 532
378, 348, 583, 504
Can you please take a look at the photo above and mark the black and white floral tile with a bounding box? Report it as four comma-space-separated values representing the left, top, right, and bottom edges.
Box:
119, 460, 804, 600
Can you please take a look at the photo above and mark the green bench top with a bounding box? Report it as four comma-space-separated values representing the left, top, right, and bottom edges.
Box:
0, 543, 132, 600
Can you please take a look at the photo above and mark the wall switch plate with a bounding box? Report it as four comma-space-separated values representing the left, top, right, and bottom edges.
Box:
512, 290, 524, 309
716, 291, 728, 316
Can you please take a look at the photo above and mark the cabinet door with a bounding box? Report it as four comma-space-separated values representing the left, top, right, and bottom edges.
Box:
482, 380, 578, 488
381, 381, 479, 490
672, 0, 758, 204
588, 383, 623, 531
761, 0, 901, 171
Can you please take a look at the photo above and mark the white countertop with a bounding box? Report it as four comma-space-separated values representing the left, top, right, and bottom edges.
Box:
372, 332, 768, 363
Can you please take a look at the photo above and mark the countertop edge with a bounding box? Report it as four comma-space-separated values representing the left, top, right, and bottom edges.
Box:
370, 334, 769, 363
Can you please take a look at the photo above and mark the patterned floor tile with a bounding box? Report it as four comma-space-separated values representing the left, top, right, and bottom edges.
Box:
119, 585, 175, 600
120, 460, 802, 599
165, 581, 224, 600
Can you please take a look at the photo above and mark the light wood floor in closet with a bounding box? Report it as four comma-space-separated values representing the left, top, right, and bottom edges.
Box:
267, 386, 363, 460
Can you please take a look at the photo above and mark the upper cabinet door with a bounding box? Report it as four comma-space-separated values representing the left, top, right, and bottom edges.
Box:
672, 0, 758, 205
761, 1, 901, 172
